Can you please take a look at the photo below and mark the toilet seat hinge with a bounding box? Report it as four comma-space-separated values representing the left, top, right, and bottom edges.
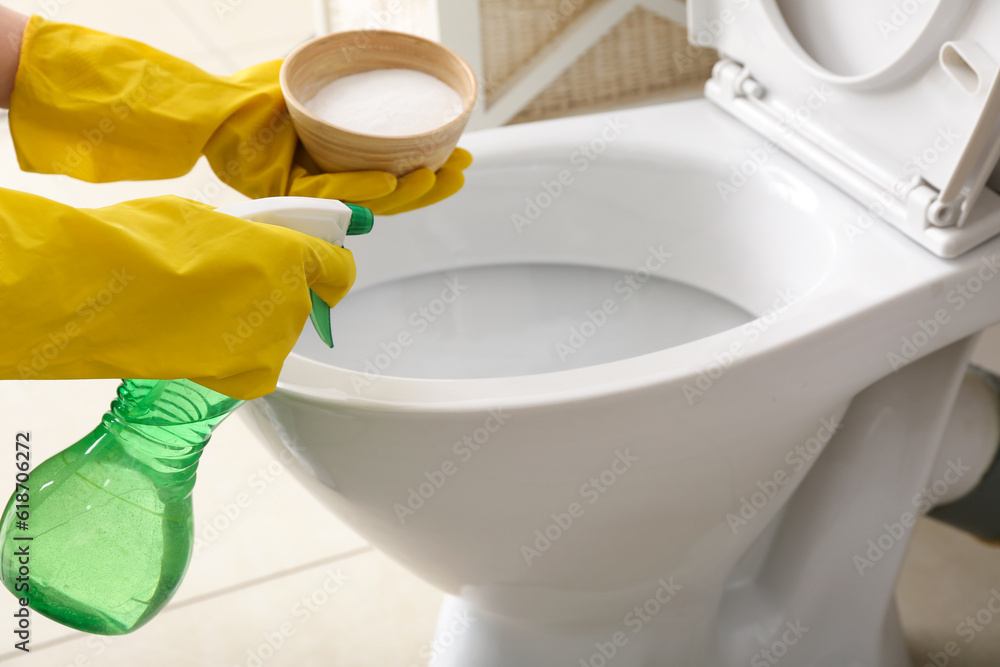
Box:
927, 193, 967, 229
711, 58, 765, 102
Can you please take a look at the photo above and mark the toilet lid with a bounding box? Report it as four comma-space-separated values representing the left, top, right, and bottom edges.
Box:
690, 0, 1000, 257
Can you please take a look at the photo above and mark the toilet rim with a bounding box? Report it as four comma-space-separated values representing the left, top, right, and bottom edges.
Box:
270, 100, 972, 412
274, 298, 836, 411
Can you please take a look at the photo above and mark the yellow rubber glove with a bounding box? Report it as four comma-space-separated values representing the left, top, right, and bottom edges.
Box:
0, 189, 354, 400
8, 16, 471, 214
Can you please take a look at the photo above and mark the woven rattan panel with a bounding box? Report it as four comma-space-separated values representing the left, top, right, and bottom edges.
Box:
480, 2, 718, 124
479, 0, 606, 97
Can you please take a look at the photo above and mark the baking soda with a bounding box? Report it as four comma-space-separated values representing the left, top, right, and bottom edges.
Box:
305, 68, 464, 136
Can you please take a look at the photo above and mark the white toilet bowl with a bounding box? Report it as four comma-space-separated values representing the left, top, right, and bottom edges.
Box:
243, 100, 1000, 666
242, 1, 1000, 663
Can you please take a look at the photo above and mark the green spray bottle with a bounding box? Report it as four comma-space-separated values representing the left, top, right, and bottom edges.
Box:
0, 197, 372, 635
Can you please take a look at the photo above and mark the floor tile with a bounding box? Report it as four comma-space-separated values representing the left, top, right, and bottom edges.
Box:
0, 549, 443, 666
900, 517, 1000, 667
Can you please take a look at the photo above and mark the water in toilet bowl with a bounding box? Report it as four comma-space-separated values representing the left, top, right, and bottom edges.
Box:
293, 263, 753, 379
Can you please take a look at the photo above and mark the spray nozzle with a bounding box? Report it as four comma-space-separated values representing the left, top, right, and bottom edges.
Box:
345, 202, 374, 235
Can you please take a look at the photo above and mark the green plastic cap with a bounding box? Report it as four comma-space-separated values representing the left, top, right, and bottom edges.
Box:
345, 203, 374, 236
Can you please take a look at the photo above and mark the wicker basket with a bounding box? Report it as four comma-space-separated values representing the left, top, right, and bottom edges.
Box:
480, 0, 718, 124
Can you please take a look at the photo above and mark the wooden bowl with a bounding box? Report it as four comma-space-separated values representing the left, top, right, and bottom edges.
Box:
280, 30, 478, 176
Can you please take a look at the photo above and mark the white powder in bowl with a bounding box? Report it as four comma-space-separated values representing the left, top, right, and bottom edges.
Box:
304, 68, 465, 136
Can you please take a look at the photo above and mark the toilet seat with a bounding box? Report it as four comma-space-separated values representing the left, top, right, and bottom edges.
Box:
690, 0, 1000, 257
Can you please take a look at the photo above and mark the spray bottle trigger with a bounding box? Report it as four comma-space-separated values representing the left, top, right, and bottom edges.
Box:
309, 289, 334, 348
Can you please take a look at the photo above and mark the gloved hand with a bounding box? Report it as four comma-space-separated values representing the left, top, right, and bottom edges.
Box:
8, 16, 472, 215
0, 189, 354, 400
